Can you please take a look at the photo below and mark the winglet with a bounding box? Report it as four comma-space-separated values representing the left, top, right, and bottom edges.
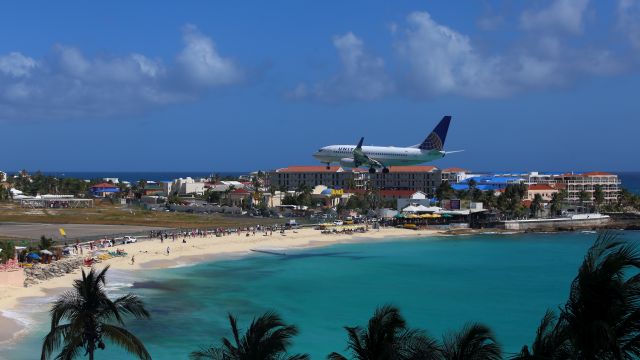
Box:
418, 116, 451, 151
356, 137, 364, 149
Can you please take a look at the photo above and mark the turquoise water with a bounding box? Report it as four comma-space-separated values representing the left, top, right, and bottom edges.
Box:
4, 231, 639, 359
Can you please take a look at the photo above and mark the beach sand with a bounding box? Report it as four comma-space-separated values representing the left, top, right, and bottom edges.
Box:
0, 226, 442, 344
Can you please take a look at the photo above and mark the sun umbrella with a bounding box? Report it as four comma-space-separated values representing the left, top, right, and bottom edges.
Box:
40, 250, 53, 255
27, 253, 41, 260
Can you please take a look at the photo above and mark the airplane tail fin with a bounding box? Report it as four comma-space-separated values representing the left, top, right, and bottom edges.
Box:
355, 137, 364, 149
418, 116, 451, 151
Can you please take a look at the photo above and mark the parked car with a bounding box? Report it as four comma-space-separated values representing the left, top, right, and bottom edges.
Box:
123, 236, 137, 244
334, 220, 344, 226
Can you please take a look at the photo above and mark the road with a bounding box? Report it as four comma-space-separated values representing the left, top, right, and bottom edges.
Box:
0, 222, 169, 240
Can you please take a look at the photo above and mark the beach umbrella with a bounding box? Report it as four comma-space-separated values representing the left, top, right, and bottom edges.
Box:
27, 253, 41, 260
442, 213, 452, 218
40, 250, 53, 255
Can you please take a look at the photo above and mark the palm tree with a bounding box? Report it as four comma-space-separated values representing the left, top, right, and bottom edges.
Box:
328, 305, 440, 360
41, 265, 151, 360
559, 231, 640, 359
511, 310, 570, 360
441, 323, 501, 360
190, 311, 308, 360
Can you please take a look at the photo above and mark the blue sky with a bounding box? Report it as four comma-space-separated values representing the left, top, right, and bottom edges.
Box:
2, 0, 640, 172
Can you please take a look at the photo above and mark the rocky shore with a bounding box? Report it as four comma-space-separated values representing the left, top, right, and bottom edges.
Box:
23, 257, 83, 287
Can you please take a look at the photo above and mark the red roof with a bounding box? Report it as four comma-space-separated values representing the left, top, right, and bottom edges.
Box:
385, 166, 438, 173
582, 171, 615, 176
276, 165, 438, 173
345, 189, 416, 197
442, 167, 467, 173
527, 184, 557, 191
231, 188, 250, 194
91, 182, 118, 188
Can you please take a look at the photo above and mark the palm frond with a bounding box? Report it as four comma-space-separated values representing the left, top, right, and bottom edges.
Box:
443, 323, 501, 360
189, 346, 227, 360
51, 334, 83, 360
41, 324, 72, 360
327, 352, 349, 360
102, 324, 152, 360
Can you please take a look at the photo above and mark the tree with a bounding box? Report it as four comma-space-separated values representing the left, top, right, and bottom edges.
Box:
436, 181, 455, 201
328, 305, 440, 360
512, 310, 570, 360
559, 231, 640, 359
41, 265, 151, 360
529, 194, 543, 218
190, 311, 308, 360
441, 323, 502, 360
593, 185, 604, 212
0, 240, 15, 262
578, 190, 590, 213
38, 235, 54, 251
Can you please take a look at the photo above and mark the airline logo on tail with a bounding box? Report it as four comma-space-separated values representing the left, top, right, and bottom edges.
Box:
418, 116, 451, 151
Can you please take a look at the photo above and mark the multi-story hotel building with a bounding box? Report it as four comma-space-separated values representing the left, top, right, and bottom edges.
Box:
267, 165, 442, 196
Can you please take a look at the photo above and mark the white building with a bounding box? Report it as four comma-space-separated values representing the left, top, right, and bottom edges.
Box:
396, 191, 431, 211
167, 177, 207, 196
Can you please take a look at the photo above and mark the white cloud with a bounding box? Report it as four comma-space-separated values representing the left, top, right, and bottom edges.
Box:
0, 52, 38, 77
288, 32, 393, 102
394, 11, 623, 99
177, 24, 242, 87
520, 0, 590, 35
0, 25, 242, 122
618, 0, 640, 50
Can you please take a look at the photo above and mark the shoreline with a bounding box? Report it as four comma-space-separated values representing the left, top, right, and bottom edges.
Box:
0, 227, 444, 345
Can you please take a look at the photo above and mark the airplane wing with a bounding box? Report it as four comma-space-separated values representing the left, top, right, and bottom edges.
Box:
353, 137, 384, 168
439, 150, 464, 155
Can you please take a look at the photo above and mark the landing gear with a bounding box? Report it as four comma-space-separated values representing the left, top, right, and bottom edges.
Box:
382, 167, 389, 174
368, 167, 376, 174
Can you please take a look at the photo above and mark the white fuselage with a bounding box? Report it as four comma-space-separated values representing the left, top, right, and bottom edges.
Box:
313, 145, 443, 167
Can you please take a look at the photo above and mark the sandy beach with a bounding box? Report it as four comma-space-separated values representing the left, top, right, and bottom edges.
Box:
0, 227, 442, 344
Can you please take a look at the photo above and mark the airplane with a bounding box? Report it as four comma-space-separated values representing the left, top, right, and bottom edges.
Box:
312, 116, 461, 173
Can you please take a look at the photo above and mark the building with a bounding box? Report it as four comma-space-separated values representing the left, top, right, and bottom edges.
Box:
396, 191, 432, 211
452, 176, 525, 192
558, 172, 620, 204
368, 166, 441, 195
268, 165, 442, 196
526, 184, 562, 202
166, 177, 207, 196
441, 167, 468, 184
89, 183, 120, 197
267, 166, 367, 190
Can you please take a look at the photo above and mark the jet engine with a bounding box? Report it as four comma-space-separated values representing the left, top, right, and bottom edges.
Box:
339, 158, 356, 168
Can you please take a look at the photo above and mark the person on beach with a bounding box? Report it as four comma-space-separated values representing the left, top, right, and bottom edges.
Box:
166, 246, 170, 255
131, 255, 135, 265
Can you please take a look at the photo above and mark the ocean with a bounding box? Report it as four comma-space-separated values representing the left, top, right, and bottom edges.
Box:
8, 171, 248, 183
4, 231, 640, 359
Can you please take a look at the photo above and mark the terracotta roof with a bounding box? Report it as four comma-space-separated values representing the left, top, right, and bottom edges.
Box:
527, 184, 557, 191
276, 165, 438, 173
231, 188, 250, 194
442, 167, 467, 173
582, 171, 615, 176
386, 166, 438, 173
345, 189, 417, 197
91, 182, 118, 188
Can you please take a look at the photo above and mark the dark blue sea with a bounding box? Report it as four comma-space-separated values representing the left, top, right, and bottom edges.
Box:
618, 172, 640, 194
6, 171, 248, 183
4, 231, 640, 359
